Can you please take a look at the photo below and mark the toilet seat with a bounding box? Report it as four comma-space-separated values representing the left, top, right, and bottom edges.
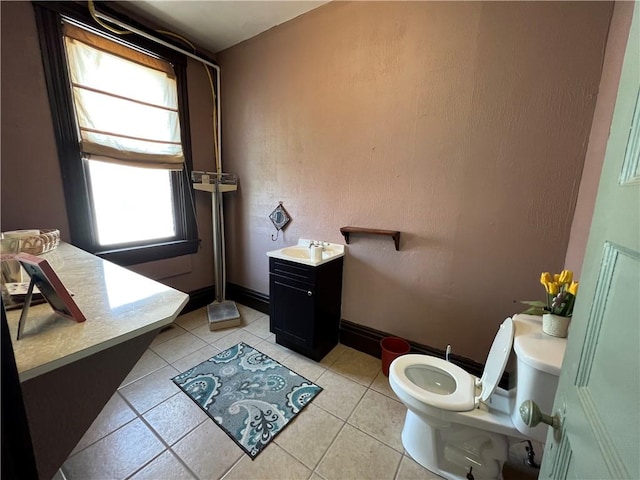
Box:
390, 317, 514, 412
391, 355, 476, 411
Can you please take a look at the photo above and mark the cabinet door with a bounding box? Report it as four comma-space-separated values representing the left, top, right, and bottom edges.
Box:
270, 274, 314, 347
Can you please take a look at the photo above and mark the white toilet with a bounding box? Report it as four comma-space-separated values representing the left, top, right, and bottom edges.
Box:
389, 315, 567, 480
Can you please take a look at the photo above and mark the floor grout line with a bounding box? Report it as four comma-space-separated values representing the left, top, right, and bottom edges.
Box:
123, 449, 166, 480
65, 390, 142, 460
345, 386, 406, 455
126, 393, 205, 480
392, 453, 404, 480
217, 454, 245, 480
311, 419, 349, 479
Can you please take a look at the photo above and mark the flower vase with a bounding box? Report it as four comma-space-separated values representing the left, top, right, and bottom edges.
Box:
542, 313, 571, 338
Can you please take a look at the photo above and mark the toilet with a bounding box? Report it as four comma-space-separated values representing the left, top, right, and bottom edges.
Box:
389, 315, 567, 480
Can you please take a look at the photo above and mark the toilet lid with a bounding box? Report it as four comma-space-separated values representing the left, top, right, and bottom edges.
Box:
479, 317, 514, 403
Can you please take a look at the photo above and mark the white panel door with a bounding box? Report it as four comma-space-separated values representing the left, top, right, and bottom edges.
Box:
539, 5, 639, 479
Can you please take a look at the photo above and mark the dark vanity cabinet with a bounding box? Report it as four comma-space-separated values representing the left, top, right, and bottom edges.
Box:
269, 256, 344, 361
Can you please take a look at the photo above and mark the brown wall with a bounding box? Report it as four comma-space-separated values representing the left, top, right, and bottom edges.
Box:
1, 2, 70, 239
218, 1, 613, 361
0, 1, 217, 294
1, 1, 628, 363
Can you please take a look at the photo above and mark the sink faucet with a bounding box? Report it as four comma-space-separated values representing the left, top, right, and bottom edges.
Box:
309, 240, 330, 250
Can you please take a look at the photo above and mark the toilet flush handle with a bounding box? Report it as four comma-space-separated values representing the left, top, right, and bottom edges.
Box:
519, 400, 561, 431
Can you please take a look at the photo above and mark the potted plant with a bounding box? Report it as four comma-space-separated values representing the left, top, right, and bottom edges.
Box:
521, 270, 579, 338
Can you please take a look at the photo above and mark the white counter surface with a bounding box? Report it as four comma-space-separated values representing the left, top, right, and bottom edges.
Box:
267, 239, 345, 267
6, 242, 189, 382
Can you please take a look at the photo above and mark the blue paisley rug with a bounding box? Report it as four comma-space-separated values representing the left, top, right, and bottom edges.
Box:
172, 342, 322, 459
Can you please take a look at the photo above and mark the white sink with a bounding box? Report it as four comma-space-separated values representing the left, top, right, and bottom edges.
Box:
267, 239, 345, 267
281, 246, 313, 259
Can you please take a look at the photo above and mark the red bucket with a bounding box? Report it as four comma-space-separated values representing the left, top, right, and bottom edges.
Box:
380, 337, 411, 377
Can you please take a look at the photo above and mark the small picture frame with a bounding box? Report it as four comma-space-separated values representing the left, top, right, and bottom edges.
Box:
14, 252, 85, 339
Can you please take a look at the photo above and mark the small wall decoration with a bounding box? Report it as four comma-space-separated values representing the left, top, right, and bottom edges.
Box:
269, 202, 291, 241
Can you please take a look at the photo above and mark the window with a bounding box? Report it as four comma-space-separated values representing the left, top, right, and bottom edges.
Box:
34, 2, 198, 265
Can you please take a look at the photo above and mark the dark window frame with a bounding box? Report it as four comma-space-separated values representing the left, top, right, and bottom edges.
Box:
33, 1, 200, 266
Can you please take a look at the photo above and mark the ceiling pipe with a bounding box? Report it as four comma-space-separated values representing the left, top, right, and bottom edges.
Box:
91, 8, 219, 70
90, 6, 222, 164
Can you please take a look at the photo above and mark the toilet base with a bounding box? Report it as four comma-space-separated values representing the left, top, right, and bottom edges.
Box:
401, 410, 509, 480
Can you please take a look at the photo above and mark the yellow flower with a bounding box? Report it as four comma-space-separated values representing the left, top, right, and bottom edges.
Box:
545, 282, 559, 295
540, 272, 552, 285
568, 281, 579, 296
559, 270, 573, 285
553, 274, 561, 283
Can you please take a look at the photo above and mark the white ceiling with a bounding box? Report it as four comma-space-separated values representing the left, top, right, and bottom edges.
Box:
120, 1, 329, 54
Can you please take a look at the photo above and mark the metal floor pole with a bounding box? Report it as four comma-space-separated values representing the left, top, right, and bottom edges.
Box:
207, 179, 239, 329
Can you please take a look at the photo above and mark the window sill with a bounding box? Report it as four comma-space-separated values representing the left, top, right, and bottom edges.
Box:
95, 239, 199, 266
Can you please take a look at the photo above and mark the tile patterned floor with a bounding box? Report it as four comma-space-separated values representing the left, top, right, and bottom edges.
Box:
60, 304, 539, 480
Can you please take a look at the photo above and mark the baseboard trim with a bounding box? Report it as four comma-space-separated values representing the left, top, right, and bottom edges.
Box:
339, 319, 510, 389
183, 284, 270, 316
182, 286, 215, 314
184, 287, 509, 388
226, 283, 270, 315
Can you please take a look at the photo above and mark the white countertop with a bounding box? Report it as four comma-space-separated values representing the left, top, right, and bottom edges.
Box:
5, 242, 189, 382
267, 239, 345, 267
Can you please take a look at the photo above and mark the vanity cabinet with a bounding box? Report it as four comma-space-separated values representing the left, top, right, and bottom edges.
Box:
269, 256, 344, 361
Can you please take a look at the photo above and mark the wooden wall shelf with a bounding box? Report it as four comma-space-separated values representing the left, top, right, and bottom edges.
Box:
339, 226, 401, 251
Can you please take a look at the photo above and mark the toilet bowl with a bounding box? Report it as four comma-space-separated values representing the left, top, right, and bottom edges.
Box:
389, 315, 567, 480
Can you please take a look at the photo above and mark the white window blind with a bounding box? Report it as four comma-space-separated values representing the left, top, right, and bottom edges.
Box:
63, 23, 184, 170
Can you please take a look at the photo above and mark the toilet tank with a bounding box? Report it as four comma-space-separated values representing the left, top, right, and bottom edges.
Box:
511, 315, 567, 443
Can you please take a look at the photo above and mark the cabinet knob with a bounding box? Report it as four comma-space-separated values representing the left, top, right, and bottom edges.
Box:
307, 290, 313, 296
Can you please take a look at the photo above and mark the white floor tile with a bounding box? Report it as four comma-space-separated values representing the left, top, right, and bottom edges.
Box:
370, 369, 399, 400
348, 389, 406, 452
280, 351, 327, 382
191, 322, 238, 344
172, 421, 244, 479
120, 349, 168, 388
316, 424, 402, 480
236, 304, 265, 324
150, 332, 208, 364
171, 344, 220, 373
71, 392, 137, 455
119, 364, 181, 414
329, 347, 381, 386
174, 308, 209, 331
143, 393, 208, 446
313, 370, 367, 420
223, 442, 312, 480
254, 339, 293, 363
129, 450, 196, 480
242, 314, 272, 338
396, 455, 445, 479
274, 404, 343, 469
319, 343, 347, 367
212, 329, 263, 351
150, 324, 188, 347
63, 419, 164, 480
